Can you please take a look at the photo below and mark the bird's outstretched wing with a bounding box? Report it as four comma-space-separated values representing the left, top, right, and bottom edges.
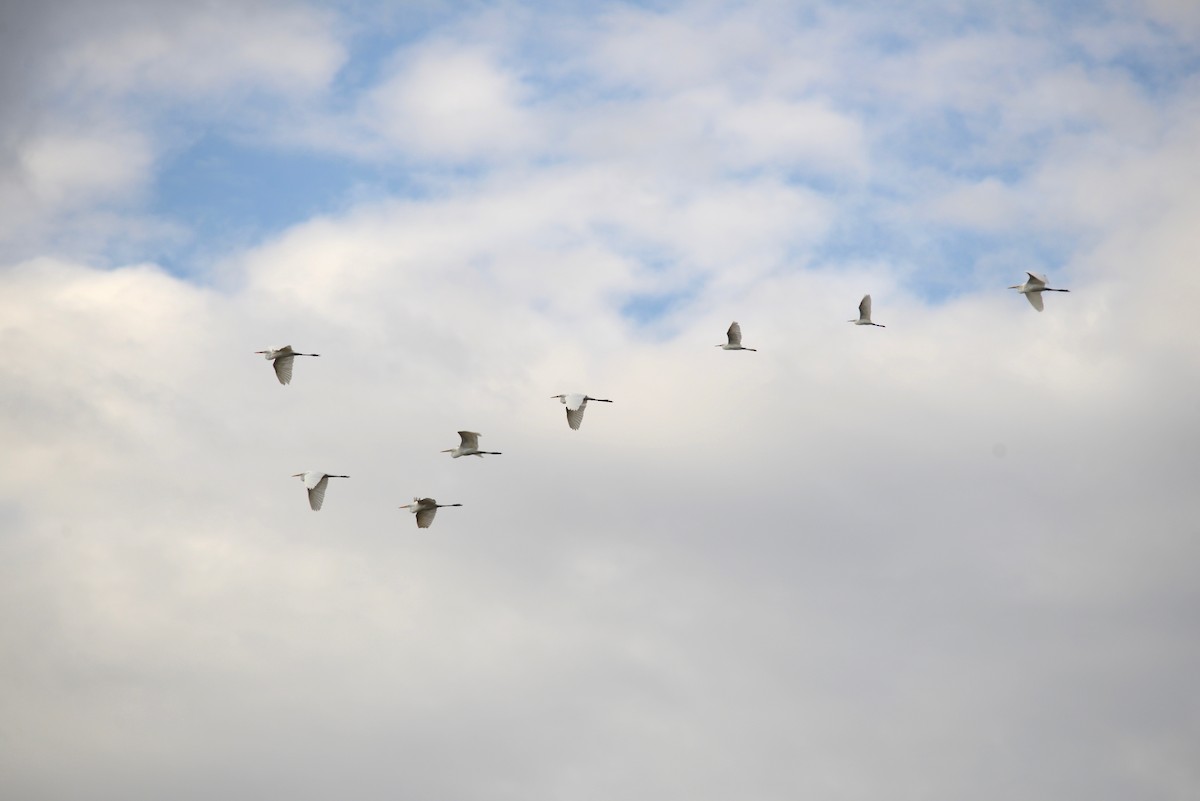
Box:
727, 322, 743, 347
273, 355, 295, 385
307, 474, 329, 510
415, 505, 437, 529
1025, 272, 1047, 288
1025, 292, 1044, 312
859, 295, 872, 321
566, 404, 586, 430
458, 431, 480, 450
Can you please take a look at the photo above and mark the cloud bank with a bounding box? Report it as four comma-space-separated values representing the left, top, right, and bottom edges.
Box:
1, 2, 1197, 800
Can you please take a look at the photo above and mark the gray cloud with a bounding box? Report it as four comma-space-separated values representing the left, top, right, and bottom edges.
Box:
1, 3, 1198, 801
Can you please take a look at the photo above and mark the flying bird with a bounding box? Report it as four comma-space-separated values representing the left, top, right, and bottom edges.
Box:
291, 471, 349, 511
716, 321, 756, 351
256, 345, 320, 385
442, 431, 502, 458
551, 393, 613, 430
850, 295, 885, 327
399, 497, 463, 529
1009, 272, 1070, 312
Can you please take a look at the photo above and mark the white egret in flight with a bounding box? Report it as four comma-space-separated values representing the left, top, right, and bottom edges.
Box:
850, 295, 885, 327
399, 497, 463, 529
443, 431, 502, 458
551, 393, 613, 430
716, 321, 756, 351
1009, 272, 1070, 312
292, 471, 348, 511
256, 345, 319, 385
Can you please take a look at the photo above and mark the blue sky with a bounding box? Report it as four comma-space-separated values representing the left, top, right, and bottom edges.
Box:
2, 2, 1200, 800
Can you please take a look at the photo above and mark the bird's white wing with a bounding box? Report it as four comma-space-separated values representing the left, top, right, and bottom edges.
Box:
458, 431, 480, 449
273, 354, 295, 385
415, 506, 437, 528
1025, 291, 1044, 312
1025, 272, 1047, 287
307, 474, 329, 510
859, 295, 872, 320
727, 322, 743, 347
566, 404, 586, 430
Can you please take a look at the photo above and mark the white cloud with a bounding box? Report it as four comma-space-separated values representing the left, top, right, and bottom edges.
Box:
714, 97, 868, 175
2, 2, 1199, 800
922, 176, 1025, 230
360, 41, 542, 161
585, 4, 771, 93
17, 129, 152, 208
0, 126, 158, 253
53, 1, 344, 99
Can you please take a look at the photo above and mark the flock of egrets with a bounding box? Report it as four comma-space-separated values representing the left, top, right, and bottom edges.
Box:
259, 272, 1068, 528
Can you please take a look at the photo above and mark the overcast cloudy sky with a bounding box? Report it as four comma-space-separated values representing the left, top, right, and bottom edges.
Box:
2, 0, 1199, 798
